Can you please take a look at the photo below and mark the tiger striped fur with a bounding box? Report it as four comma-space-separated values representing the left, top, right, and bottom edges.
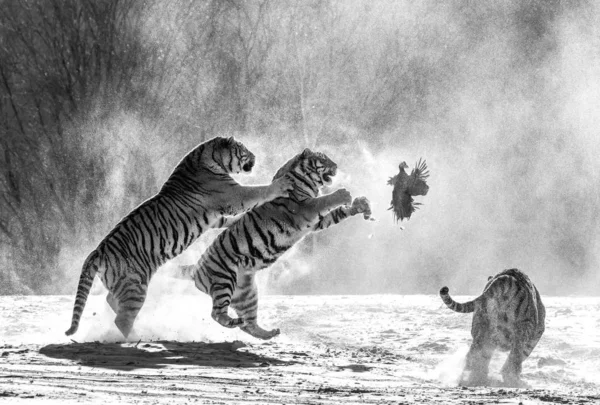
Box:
177, 148, 372, 339
439, 268, 545, 387
65, 136, 292, 338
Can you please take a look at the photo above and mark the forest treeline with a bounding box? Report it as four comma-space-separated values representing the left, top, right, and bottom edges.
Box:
1, 0, 596, 295
1, 0, 431, 293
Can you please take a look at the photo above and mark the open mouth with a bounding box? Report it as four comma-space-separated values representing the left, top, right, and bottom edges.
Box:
242, 159, 255, 173
322, 167, 336, 184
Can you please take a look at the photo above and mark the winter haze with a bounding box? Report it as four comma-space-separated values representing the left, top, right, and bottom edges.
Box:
1, 0, 599, 297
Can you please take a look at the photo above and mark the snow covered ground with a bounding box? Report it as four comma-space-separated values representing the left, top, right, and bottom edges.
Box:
1, 289, 599, 404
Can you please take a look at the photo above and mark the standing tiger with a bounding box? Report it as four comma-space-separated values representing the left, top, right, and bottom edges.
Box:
66, 136, 293, 338
439, 268, 545, 387
176, 148, 372, 340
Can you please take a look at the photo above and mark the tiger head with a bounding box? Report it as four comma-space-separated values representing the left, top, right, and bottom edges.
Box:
273, 148, 337, 199
211, 136, 256, 174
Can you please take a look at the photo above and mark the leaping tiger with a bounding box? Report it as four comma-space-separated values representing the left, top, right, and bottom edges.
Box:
176, 148, 372, 339
439, 268, 545, 387
65, 136, 293, 338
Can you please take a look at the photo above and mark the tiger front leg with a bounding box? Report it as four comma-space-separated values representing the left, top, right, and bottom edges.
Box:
227, 175, 294, 214
313, 196, 372, 231
307, 188, 352, 216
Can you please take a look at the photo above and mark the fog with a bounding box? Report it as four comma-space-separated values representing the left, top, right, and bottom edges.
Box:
213, 0, 600, 297
2, 1, 599, 296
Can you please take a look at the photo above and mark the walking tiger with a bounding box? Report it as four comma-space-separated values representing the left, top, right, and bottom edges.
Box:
439, 268, 545, 387
66, 136, 292, 338
176, 148, 372, 339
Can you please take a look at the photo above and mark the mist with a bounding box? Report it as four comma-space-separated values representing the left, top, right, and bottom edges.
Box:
1, 0, 599, 297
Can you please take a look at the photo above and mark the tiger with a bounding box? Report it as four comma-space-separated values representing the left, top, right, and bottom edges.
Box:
176, 148, 372, 340
65, 136, 293, 338
439, 268, 545, 387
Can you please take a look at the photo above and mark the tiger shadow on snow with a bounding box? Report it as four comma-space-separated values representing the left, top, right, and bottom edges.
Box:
39, 340, 297, 371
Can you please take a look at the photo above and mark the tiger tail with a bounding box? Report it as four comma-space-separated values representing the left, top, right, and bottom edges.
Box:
65, 250, 101, 336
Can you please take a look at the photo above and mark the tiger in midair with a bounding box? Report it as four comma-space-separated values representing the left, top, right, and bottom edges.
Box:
439, 268, 545, 387
176, 148, 372, 340
65, 136, 293, 338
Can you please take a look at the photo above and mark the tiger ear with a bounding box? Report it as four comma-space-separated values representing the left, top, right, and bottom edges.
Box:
217, 136, 234, 148
301, 148, 312, 157
273, 151, 303, 181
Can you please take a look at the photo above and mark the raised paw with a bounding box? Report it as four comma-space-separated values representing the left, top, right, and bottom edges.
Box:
332, 188, 352, 206
351, 196, 372, 219
256, 328, 281, 340
213, 312, 246, 329
270, 174, 294, 199
242, 325, 281, 340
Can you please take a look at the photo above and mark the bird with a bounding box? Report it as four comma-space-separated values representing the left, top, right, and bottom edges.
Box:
387, 159, 429, 222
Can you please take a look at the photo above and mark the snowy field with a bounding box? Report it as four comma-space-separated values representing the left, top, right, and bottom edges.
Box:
1, 289, 599, 404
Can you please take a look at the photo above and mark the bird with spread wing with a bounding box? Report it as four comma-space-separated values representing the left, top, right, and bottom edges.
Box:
387, 159, 430, 222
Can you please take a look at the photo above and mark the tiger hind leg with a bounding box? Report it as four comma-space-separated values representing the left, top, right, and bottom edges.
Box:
501, 341, 526, 387
210, 289, 244, 329
113, 283, 148, 338
238, 312, 280, 340
462, 342, 494, 386
461, 323, 494, 386
106, 292, 118, 314
192, 260, 243, 329
231, 275, 279, 340
501, 321, 537, 387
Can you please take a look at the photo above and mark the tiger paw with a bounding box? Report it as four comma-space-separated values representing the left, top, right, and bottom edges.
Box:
331, 188, 352, 206
257, 328, 280, 340
269, 175, 294, 199
351, 196, 372, 219
242, 326, 281, 340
